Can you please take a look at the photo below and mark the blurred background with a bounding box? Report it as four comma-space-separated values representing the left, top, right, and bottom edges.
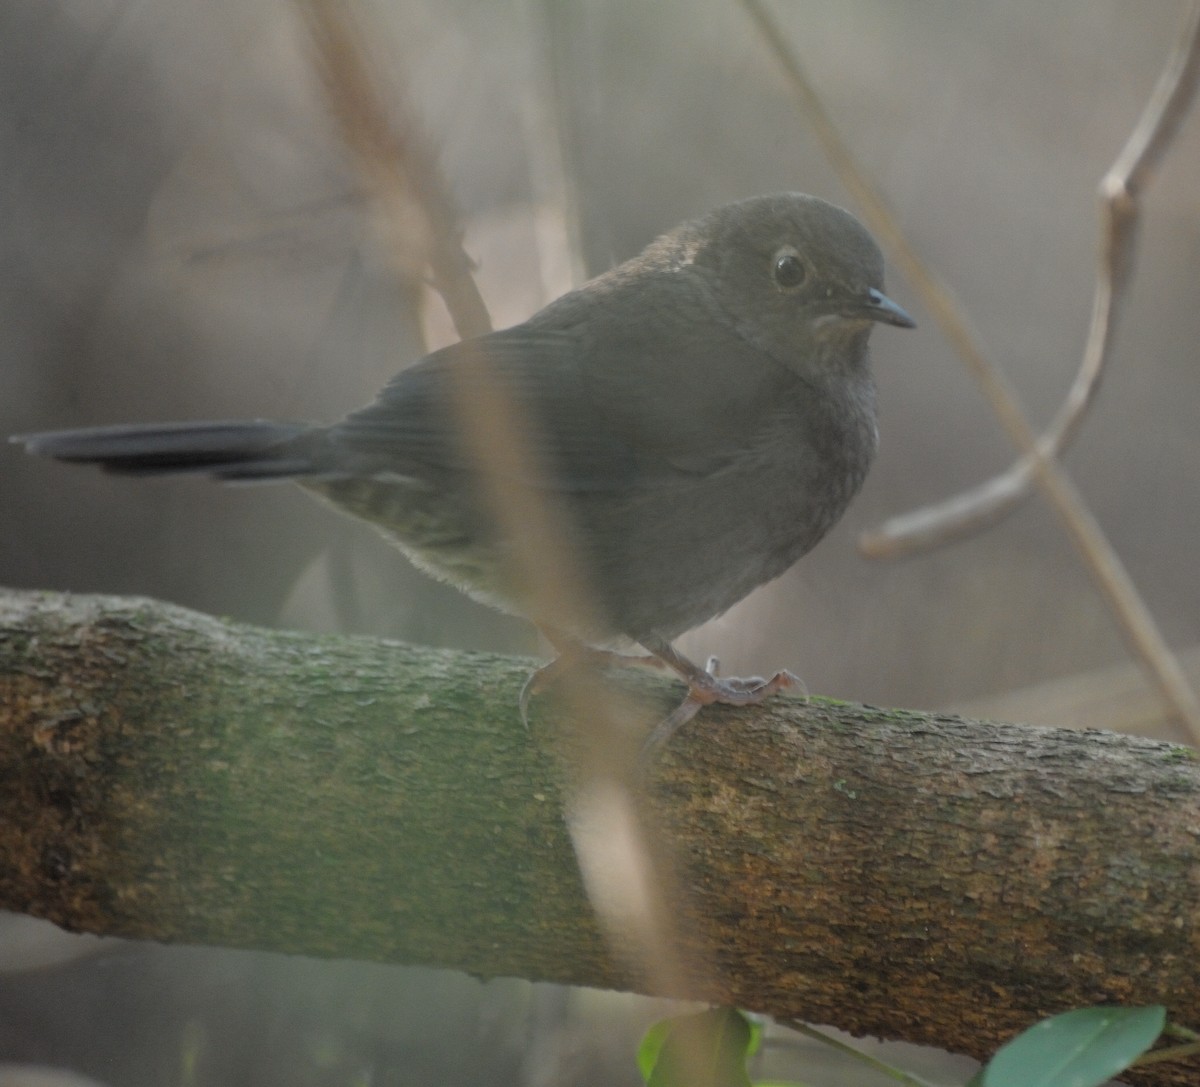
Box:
1, 0, 1197, 1084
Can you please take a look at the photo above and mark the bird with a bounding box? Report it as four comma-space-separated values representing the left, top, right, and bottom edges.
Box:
13, 193, 913, 744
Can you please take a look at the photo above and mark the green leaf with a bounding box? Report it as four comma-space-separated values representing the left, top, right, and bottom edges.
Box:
638, 1018, 673, 1082
744, 1015, 765, 1058
638, 1008, 755, 1087
981, 1005, 1166, 1087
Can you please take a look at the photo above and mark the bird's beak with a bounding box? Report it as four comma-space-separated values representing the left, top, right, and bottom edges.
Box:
857, 287, 915, 329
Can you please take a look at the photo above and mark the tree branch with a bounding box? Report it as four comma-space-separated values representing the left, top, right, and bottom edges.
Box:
2, 588, 1198, 1083
740, 0, 1200, 744
859, 0, 1200, 556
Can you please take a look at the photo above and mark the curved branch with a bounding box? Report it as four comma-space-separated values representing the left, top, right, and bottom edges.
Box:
740, 0, 1200, 743
296, 0, 492, 339
861, 2, 1200, 556
1, 588, 1199, 1084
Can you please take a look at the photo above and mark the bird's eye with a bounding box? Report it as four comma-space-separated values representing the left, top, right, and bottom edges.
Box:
772, 251, 807, 290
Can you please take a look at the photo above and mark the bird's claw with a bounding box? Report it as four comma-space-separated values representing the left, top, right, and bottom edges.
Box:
687, 667, 807, 706
523, 633, 807, 762
641, 653, 808, 761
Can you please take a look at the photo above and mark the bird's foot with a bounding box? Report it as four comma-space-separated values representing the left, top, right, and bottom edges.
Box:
520, 630, 807, 756
682, 657, 805, 706
638, 637, 807, 757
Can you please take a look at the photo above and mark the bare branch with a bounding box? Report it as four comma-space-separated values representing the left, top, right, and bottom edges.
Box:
741, 0, 1200, 743
861, 2, 1200, 556
295, 0, 706, 1027
295, 0, 492, 338
517, 0, 589, 295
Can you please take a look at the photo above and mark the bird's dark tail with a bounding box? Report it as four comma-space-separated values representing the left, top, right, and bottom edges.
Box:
11, 420, 323, 481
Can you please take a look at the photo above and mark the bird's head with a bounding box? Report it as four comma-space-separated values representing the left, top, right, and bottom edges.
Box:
680, 192, 914, 380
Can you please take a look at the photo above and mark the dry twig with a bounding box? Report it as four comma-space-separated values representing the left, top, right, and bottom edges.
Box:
294, 1, 714, 1055
863, 2, 1200, 556
296, 0, 491, 339
741, 0, 1200, 744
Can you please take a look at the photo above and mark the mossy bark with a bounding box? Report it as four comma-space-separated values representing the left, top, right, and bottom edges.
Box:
2, 587, 1198, 1085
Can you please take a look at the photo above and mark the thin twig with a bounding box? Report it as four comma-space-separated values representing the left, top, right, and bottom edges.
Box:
294, 4, 715, 1066
296, 0, 491, 339
863, 1, 1200, 556
741, 0, 1200, 744
776, 1020, 938, 1087
1131, 1040, 1200, 1067
517, 0, 589, 295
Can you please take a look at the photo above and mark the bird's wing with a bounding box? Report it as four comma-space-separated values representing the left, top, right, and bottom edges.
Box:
330, 315, 791, 493
328, 328, 642, 492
